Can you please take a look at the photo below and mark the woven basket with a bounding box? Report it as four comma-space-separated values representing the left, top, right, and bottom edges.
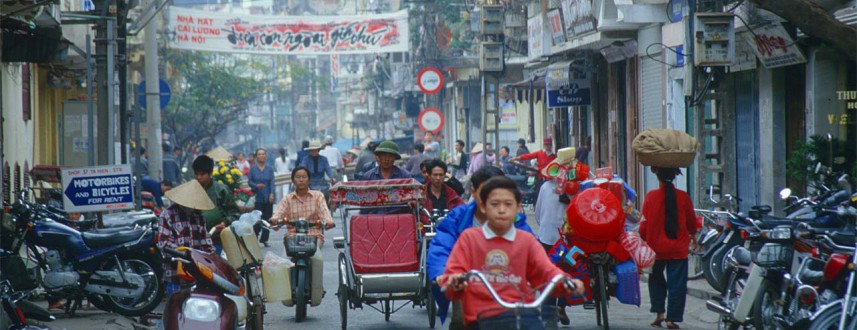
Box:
637, 151, 697, 168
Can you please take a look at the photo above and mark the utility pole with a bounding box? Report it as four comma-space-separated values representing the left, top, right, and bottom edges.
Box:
95, 10, 116, 165
144, 0, 163, 180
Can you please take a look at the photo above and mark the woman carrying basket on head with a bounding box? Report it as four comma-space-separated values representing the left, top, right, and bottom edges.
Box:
633, 129, 700, 330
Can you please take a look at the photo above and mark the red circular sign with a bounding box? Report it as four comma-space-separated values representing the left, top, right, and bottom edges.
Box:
417, 68, 444, 94
418, 108, 444, 133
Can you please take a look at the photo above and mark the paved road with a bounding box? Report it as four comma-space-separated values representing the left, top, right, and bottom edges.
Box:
36, 208, 720, 329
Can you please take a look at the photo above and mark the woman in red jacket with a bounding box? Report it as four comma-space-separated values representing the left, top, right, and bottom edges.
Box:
639, 167, 698, 329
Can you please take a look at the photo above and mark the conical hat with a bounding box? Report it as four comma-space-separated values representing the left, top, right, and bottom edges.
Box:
164, 180, 215, 210
206, 146, 232, 162
541, 147, 578, 178
470, 143, 484, 154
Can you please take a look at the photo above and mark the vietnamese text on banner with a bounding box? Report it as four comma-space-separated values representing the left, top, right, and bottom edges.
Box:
166, 7, 410, 55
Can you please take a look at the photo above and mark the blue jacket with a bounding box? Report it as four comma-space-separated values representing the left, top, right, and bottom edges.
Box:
427, 201, 533, 323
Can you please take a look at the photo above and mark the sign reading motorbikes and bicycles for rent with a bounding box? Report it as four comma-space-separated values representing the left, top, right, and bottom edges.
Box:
61, 165, 134, 213
166, 6, 410, 55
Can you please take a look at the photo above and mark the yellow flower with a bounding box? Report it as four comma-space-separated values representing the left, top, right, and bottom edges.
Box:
231, 169, 242, 176
219, 160, 226, 167
226, 174, 232, 180
227, 178, 234, 184
217, 180, 224, 184
220, 167, 228, 174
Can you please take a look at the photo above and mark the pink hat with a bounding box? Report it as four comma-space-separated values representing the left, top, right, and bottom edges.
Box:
543, 137, 553, 145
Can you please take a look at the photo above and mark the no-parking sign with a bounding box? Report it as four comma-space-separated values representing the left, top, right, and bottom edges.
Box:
417, 68, 443, 94
418, 108, 444, 133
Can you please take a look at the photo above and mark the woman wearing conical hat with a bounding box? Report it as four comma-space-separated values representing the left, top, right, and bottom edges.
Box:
156, 180, 216, 296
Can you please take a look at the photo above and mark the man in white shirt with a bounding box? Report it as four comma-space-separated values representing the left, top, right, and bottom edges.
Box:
423, 131, 440, 159
319, 135, 344, 178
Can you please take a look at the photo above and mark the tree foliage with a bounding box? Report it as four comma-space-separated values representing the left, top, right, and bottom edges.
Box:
161, 50, 268, 155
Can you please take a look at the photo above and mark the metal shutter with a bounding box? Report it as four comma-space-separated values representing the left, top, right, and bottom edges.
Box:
640, 55, 663, 194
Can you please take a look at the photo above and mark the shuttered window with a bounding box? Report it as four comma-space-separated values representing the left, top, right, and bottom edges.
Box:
640, 55, 664, 194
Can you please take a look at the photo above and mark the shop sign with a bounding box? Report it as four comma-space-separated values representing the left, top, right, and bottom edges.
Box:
528, 14, 550, 61
166, 7, 409, 55
561, 0, 597, 38
745, 23, 805, 69
62, 165, 134, 213
499, 99, 517, 128
547, 9, 566, 46
547, 62, 591, 108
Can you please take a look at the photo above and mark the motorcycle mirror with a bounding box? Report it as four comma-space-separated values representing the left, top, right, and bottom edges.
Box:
815, 163, 823, 174
837, 174, 851, 192
779, 188, 792, 200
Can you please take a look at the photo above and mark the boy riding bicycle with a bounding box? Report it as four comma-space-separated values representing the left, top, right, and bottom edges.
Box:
439, 176, 585, 329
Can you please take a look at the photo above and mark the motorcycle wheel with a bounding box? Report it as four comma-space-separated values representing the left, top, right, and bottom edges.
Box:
807, 303, 844, 330
688, 233, 706, 280
753, 280, 779, 330
100, 256, 163, 317
704, 245, 732, 293
295, 267, 307, 322
249, 296, 264, 330
718, 270, 744, 330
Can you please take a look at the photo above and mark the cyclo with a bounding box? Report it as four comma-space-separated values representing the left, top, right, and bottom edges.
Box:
330, 179, 437, 330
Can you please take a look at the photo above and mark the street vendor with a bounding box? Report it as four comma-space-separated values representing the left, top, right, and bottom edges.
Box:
533, 147, 584, 325
427, 166, 533, 329
192, 155, 240, 255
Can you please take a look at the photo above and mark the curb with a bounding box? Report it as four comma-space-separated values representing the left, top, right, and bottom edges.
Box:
639, 273, 718, 301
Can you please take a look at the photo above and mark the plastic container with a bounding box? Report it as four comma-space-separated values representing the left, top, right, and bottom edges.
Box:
566, 188, 624, 242
221, 226, 264, 269
262, 252, 292, 304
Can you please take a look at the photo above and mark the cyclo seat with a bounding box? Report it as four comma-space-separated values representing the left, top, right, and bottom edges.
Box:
82, 228, 146, 248
349, 214, 419, 274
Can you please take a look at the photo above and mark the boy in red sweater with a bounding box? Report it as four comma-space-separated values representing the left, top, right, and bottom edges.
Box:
439, 176, 584, 328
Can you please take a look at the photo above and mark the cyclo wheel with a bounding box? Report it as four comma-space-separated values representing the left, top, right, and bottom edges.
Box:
427, 280, 437, 329
295, 267, 307, 322
338, 253, 349, 330
596, 264, 610, 330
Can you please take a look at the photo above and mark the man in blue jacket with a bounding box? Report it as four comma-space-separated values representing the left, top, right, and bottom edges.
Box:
427, 166, 534, 328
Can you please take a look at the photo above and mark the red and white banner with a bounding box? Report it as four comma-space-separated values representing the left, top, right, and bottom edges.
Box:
166, 7, 410, 55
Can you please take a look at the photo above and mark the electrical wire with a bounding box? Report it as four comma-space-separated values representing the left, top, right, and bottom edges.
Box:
645, 42, 686, 68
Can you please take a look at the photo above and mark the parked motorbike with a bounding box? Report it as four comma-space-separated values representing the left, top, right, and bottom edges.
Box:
284, 218, 322, 322
0, 280, 55, 330
2, 191, 163, 317
161, 247, 254, 330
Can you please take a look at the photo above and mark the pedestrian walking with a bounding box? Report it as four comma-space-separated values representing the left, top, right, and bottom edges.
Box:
467, 143, 494, 175
577, 135, 591, 164
423, 131, 440, 159
639, 167, 698, 329
248, 148, 275, 246
515, 138, 530, 157
162, 144, 182, 183
320, 135, 344, 179
405, 143, 432, 181
275, 147, 291, 199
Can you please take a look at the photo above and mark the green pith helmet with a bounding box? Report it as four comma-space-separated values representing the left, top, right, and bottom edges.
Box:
374, 141, 402, 160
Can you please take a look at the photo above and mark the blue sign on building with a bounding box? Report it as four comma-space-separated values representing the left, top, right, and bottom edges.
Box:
547, 79, 592, 108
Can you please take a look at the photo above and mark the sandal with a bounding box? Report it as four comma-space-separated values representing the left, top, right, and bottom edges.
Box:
651, 318, 665, 328
666, 321, 680, 329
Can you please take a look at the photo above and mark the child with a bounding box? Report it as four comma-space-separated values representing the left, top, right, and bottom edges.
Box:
439, 176, 585, 329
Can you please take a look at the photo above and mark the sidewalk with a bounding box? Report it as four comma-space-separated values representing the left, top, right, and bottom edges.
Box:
640, 273, 719, 301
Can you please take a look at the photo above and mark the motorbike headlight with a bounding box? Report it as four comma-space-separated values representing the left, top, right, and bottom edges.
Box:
183, 298, 220, 322
769, 227, 792, 240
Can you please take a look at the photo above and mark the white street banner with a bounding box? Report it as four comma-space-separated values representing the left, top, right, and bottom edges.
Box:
745, 23, 805, 69
166, 7, 410, 55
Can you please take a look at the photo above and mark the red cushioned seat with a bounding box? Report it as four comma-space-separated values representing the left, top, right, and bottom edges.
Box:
349, 214, 419, 274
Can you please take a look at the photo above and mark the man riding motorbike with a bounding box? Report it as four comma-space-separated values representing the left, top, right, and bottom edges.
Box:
298, 142, 337, 202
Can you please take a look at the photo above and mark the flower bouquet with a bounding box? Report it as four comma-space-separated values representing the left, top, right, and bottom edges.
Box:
213, 159, 244, 192
234, 187, 255, 208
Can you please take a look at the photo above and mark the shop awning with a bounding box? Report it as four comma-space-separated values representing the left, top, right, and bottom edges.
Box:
504, 72, 545, 104
546, 61, 573, 89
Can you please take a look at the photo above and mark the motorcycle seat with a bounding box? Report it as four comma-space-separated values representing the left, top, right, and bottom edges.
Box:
82, 229, 146, 249
828, 230, 857, 247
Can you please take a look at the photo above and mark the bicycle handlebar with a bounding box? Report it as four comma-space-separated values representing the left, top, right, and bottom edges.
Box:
443, 270, 576, 309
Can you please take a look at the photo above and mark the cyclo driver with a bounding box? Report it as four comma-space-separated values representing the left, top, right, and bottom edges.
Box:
298, 142, 338, 202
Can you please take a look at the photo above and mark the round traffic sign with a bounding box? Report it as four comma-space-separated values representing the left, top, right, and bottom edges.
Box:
137, 79, 171, 109
417, 68, 443, 94
418, 108, 444, 133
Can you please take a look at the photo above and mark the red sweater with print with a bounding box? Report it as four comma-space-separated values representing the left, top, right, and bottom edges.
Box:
639, 185, 698, 260
443, 227, 568, 325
